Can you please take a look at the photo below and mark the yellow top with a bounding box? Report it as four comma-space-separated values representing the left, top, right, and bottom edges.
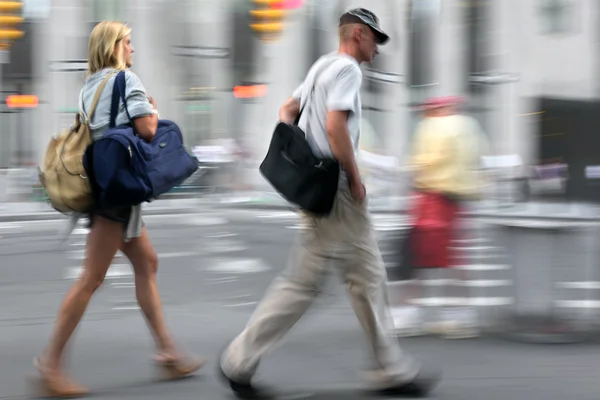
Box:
409, 114, 488, 199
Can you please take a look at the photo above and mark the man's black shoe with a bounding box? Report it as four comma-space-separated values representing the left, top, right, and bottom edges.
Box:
376, 367, 442, 397
217, 363, 274, 399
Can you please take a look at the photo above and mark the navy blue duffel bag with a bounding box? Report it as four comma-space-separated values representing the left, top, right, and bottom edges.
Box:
84, 71, 198, 208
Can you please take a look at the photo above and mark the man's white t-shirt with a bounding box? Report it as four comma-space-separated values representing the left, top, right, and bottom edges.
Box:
292, 52, 363, 188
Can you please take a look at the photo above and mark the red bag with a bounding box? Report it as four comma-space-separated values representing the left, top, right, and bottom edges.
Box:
409, 192, 461, 268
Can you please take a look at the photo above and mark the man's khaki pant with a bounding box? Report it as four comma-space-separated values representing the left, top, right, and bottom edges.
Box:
221, 189, 420, 385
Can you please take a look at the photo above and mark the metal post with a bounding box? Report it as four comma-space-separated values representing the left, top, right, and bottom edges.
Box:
0, 47, 6, 117
470, 73, 520, 209
0, 49, 7, 200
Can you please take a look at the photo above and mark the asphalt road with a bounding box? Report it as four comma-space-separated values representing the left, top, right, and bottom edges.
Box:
1, 207, 600, 399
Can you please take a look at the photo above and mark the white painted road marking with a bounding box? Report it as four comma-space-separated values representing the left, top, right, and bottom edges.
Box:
159, 251, 200, 258
206, 232, 238, 238
556, 281, 600, 290
187, 216, 228, 226
456, 264, 510, 271
388, 279, 512, 287
223, 301, 258, 308
205, 240, 247, 253
257, 211, 298, 219
409, 297, 513, 307
65, 264, 132, 280
0, 223, 22, 229
72, 228, 89, 235
205, 258, 271, 274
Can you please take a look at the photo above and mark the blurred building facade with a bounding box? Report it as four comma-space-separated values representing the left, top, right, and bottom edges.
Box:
0, 0, 598, 199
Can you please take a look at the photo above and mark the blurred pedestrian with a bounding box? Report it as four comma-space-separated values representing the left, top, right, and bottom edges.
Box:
393, 96, 487, 339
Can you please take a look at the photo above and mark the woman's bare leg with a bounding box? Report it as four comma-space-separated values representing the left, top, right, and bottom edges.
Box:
120, 227, 204, 377
120, 227, 175, 356
37, 217, 123, 391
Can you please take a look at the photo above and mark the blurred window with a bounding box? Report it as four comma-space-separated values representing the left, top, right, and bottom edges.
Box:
465, 0, 492, 78
91, 0, 126, 22
407, 0, 441, 88
230, 0, 256, 86
539, 0, 577, 35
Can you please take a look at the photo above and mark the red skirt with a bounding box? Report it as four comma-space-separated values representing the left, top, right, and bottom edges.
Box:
409, 191, 462, 268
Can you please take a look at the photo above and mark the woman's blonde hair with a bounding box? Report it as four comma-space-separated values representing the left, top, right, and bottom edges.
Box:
87, 21, 131, 75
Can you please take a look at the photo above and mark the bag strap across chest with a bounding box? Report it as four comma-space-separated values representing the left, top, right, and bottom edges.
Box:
79, 71, 117, 126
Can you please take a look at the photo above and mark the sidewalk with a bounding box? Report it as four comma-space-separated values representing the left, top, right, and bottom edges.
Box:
216, 191, 600, 220
3, 302, 600, 399
0, 197, 210, 222
2, 191, 600, 222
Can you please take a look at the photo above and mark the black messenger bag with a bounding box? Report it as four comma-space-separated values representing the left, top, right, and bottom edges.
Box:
259, 61, 339, 215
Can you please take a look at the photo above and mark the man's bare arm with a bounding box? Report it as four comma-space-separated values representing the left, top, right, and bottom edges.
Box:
326, 110, 360, 185
279, 97, 301, 124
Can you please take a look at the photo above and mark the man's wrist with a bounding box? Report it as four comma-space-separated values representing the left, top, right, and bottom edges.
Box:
346, 172, 361, 187
344, 163, 360, 182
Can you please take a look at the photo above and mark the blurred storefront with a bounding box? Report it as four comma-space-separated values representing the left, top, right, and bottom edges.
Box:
0, 0, 594, 196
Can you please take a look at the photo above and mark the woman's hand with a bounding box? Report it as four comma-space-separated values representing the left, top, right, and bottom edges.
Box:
133, 96, 159, 142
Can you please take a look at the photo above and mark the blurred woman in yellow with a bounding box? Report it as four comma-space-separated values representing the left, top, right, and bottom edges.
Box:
399, 96, 487, 338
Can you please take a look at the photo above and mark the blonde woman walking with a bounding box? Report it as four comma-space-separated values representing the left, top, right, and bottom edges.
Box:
32, 21, 204, 398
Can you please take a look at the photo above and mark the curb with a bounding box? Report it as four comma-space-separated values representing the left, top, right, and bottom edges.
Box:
0, 213, 62, 222
215, 201, 600, 221
0, 207, 202, 222
1, 200, 600, 223
216, 201, 401, 214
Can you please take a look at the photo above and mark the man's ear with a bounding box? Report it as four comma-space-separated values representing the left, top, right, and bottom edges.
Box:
355, 26, 363, 40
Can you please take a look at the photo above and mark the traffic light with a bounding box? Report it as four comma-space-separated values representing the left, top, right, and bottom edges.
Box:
249, 0, 302, 42
6, 94, 38, 108
233, 84, 267, 99
0, 1, 24, 50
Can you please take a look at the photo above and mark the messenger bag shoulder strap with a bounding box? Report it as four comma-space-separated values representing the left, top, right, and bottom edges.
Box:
294, 56, 339, 126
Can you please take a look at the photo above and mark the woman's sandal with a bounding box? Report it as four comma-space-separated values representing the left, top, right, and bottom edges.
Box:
30, 356, 89, 398
154, 356, 206, 380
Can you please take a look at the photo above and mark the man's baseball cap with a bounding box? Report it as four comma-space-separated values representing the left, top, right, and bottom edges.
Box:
339, 8, 389, 45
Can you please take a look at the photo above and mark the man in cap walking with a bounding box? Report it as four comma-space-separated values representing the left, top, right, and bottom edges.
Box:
219, 8, 441, 398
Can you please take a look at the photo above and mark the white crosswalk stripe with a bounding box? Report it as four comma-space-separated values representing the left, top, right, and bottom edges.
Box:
204, 258, 271, 274
409, 297, 514, 307
65, 264, 133, 280
456, 264, 510, 271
